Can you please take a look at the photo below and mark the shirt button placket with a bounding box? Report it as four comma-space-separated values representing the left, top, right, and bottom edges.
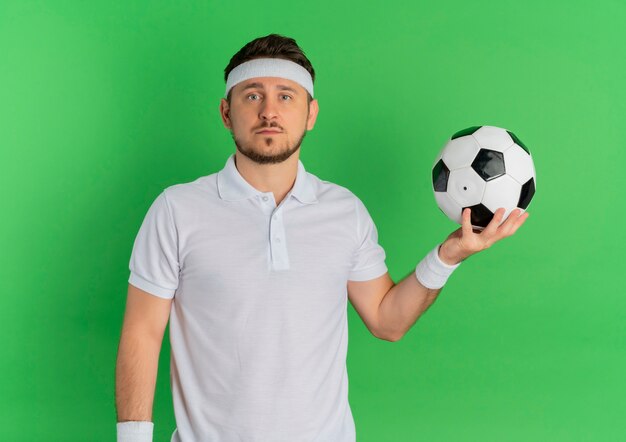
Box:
270, 209, 288, 270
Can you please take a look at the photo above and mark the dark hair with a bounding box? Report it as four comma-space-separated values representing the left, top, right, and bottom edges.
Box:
224, 34, 315, 103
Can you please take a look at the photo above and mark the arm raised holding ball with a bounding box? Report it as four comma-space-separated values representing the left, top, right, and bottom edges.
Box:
349, 126, 534, 342
355, 206, 529, 342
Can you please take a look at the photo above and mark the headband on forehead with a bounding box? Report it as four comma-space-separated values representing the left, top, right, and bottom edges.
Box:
224, 58, 314, 98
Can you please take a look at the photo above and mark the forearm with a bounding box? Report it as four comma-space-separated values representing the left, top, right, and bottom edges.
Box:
377, 242, 462, 341
377, 272, 442, 341
115, 331, 162, 422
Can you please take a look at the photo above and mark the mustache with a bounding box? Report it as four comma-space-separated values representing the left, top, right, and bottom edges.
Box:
254, 122, 283, 131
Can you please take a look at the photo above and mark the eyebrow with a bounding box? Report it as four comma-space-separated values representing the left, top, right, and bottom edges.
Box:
240, 82, 299, 94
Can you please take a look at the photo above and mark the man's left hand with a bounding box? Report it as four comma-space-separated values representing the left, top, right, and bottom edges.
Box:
439, 207, 530, 265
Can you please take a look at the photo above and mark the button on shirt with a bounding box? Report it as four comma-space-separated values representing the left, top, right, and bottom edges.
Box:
128, 153, 388, 442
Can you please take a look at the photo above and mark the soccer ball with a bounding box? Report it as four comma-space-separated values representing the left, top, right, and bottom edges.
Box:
432, 125, 536, 230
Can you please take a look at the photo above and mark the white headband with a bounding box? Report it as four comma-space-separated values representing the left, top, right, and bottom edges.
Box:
224, 58, 314, 98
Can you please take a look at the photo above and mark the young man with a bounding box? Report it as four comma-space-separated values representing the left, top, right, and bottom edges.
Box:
115, 34, 529, 442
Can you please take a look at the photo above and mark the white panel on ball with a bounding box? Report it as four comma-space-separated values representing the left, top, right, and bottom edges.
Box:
472, 126, 514, 152
503, 143, 536, 185
441, 135, 481, 170
482, 175, 523, 221
447, 167, 487, 207
434, 191, 463, 225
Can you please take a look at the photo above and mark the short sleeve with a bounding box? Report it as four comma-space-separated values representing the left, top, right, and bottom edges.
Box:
128, 190, 180, 299
348, 197, 388, 281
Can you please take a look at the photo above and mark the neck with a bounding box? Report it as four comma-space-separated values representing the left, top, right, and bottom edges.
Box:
233, 152, 299, 206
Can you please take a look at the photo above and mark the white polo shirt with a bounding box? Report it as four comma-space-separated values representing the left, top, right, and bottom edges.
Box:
128, 153, 388, 442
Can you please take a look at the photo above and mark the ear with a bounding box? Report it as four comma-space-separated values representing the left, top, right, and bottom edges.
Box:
306, 99, 319, 131
219, 98, 232, 129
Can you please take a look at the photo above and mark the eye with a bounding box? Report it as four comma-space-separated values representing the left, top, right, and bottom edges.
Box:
247, 93, 260, 101
280, 94, 292, 101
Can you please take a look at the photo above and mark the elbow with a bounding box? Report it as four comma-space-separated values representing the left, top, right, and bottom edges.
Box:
374, 330, 404, 342
388, 332, 404, 342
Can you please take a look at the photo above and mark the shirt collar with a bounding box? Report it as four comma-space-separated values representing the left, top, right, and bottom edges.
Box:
217, 153, 318, 205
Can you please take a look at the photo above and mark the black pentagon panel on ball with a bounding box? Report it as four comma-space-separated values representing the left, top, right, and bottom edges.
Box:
507, 130, 530, 154
471, 149, 506, 181
451, 126, 482, 140
432, 159, 450, 192
465, 203, 494, 228
518, 177, 535, 209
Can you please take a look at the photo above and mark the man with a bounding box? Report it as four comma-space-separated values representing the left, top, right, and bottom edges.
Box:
115, 34, 529, 442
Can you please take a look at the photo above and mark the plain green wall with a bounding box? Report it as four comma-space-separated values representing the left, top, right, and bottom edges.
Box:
1, 1, 624, 440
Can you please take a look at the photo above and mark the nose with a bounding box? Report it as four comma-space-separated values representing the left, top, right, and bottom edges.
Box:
259, 95, 278, 121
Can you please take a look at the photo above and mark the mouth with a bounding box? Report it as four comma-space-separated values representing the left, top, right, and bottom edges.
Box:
256, 130, 282, 135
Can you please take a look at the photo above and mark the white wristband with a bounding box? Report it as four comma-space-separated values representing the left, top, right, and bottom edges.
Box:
117, 421, 153, 442
415, 244, 461, 289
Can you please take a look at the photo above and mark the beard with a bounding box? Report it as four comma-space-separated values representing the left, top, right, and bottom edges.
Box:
232, 126, 307, 165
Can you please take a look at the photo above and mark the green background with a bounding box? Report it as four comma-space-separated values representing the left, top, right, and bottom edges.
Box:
1, 0, 624, 440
